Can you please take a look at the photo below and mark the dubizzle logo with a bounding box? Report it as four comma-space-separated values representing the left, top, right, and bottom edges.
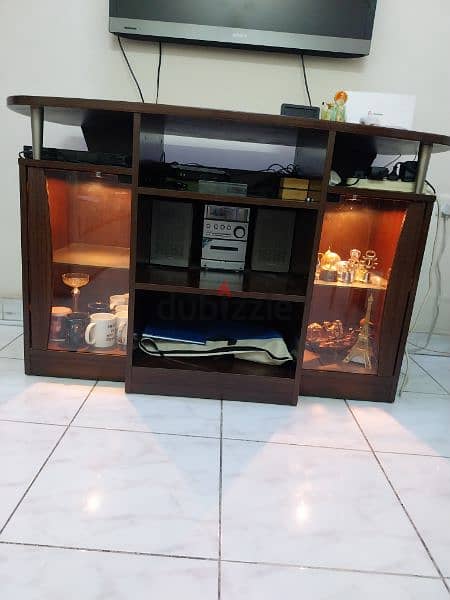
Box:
216, 281, 232, 298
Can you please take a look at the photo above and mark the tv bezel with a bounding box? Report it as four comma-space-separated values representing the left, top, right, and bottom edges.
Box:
109, 14, 375, 58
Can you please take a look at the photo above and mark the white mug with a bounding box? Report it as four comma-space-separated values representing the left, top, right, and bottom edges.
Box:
116, 314, 128, 347
110, 294, 128, 312
85, 313, 117, 349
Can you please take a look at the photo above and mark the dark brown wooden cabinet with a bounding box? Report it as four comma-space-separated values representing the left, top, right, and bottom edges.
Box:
8, 95, 450, 404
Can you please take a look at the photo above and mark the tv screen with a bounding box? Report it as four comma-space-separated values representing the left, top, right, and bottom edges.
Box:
109, 0, 378, 57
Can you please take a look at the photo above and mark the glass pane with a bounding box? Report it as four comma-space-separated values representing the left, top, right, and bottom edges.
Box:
46, 170, 131, 355
303, 195, 407, 375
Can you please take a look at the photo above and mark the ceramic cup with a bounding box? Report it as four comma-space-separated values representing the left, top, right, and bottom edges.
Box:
85, 313, 117, 349
116, 314, 128, 348
110, 294, 129, 312
88, 301, 110, 315
50, 306, 72, 343
65, 312, 90, 350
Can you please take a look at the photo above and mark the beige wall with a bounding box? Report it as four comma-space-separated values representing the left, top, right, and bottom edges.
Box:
1, 0, 449, 332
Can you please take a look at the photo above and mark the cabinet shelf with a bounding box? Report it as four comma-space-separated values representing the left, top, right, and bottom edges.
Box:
314, 280, 387, 292
132, 348, 296, 380
53, 243, 130, 269
135, 264, 308, 302
328, 185, 433, 203
138, 186, 321, 210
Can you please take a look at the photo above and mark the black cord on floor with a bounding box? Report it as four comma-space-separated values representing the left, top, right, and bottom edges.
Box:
117, 35, 145, 103
300, 54, 312, 107
346, 178, 361, 187
156, 42, 162, 104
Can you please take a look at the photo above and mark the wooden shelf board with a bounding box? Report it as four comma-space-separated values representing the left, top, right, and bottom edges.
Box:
328, 185, 434, 203
47, 342, 126, 356
138, 186, 321, 210
135, 264, 308, 302
53, 243, 130, 269
132, 348, 296, 380
315, 280, 387, 292
19, 158, 132, 176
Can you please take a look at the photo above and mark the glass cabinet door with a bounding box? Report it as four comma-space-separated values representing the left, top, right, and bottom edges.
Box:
303, 195, 408, 375
45, 170, 131, 355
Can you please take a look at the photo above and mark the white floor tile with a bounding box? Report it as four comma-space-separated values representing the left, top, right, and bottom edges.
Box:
400, 357, 447, 395
413, 356, 450, 394
408, 333, 450, 356
223, 397, 368, 451
349, 393, 450, 457
0, 544, 218, 600
0, 421, 63, 529
0, 359, 94, 425
221, 440, 435, 575
1, 427, 220, 558
379, 453, 450, 577
0, 326, 22, 352
221, 562, 448, 600
74, 381, 221, 437
0, 335, 23, 359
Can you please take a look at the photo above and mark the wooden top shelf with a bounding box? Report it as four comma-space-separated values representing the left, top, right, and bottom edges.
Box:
8, 95, 450, 154
138, 186, 320, 210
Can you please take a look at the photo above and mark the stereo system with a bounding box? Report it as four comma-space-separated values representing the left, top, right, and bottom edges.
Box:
201, 205, 251, 271
149, 200, 296, 274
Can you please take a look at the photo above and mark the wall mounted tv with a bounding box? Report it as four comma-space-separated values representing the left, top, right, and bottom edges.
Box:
109, 0, 378, 58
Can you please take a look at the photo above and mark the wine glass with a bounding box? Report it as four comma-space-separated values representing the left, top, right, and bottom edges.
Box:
62, 273, 90, 313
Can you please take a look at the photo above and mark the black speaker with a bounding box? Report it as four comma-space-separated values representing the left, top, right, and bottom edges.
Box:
251, 208, 296, 273
150, 200, 193, 267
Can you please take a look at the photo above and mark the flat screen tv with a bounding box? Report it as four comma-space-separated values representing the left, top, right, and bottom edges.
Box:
109, 0, 378, 58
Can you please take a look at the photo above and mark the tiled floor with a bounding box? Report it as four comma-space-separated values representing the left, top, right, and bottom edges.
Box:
0, 324, 449, 598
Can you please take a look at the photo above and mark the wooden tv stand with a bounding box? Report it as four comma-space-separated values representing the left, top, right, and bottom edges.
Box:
7, 95, 450, 404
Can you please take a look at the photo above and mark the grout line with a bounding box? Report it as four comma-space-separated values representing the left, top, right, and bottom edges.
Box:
223, 436, 371, 453
0, 540, 444, 582
0, 332, 23, 354
0, 419, 66, 428
0, 540, 217, 563
376, 450, 450, 461
71, 424, 221, 440
408, 356, 449, 395
222, 557, 444, 581
345, 400, 450, 594
218, 399, 223, 600
0, 382, 98, 538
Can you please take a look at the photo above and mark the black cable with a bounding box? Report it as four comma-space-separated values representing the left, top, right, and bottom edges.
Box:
426, 179, 436, 194
300, 54, 312, 107
346, 178, 361, 187
156, 42, 162, 104
117, 35, 145, 103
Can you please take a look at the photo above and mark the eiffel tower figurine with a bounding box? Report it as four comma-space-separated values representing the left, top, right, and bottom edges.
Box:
344, 293, 374, 369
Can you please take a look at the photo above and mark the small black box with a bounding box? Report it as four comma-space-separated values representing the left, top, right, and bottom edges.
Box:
281, 104, 320, 119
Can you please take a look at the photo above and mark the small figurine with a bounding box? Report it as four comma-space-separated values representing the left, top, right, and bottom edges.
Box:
319, 248, 341, 282
344, 293, 375, 369
330, 91, 348, 123
354, 250, 379, 284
